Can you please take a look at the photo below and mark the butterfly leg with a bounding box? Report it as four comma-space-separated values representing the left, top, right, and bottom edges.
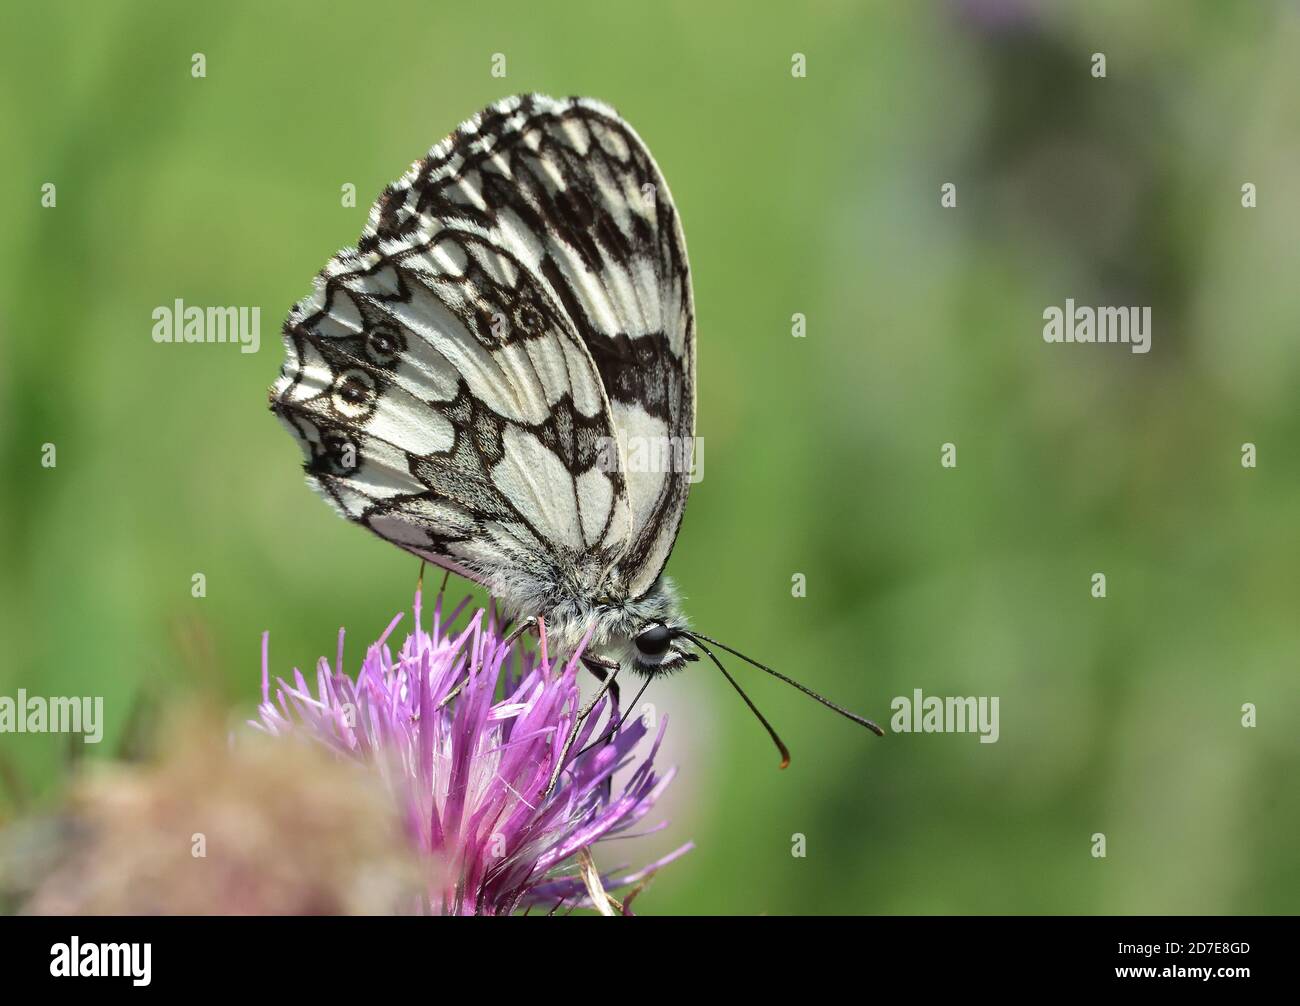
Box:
544, 663, 620, 799
436, 678, 467, 710
576, 675, 653, 759
501, 617, 537, 649
437, 610, 535, 712
581, 655, 621, 709
415, 560, 451, 616
580, 656, 623, 801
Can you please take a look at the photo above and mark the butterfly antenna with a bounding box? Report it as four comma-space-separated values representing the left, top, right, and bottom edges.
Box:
686, 631, 884, 737
690, 636, 791, 769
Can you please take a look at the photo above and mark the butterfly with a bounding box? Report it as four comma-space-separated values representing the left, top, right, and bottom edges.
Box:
270, 94, 881, 767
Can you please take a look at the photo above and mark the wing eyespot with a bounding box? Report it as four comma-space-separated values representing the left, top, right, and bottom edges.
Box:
515, 302, 542, 334
331, 368, 378, 421
365, 325, 405, 367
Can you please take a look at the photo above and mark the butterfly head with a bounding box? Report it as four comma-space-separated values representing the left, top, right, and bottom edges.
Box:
562, 577, 884, 773
588, 576, 696, 677
535, 574, 693, 677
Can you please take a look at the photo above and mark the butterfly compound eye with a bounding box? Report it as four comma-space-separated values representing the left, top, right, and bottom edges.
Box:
634, 624, 674, 658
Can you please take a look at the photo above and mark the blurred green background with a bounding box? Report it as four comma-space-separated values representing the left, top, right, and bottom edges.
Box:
2, 0, 1298, 914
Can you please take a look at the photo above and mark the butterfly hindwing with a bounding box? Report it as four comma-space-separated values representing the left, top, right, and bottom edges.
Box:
272, 219, 631, 607
271, 94, 694, 608
363, 94, 696, 600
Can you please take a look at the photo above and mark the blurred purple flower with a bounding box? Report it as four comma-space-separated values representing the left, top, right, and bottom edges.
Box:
951, 0, 1039, 33
255, 589, 689, 915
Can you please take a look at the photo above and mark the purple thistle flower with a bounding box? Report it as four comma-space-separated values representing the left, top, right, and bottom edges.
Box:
255, 588, 690, 915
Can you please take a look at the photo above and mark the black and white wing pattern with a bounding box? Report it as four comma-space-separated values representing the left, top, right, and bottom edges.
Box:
271, 94, 695, 608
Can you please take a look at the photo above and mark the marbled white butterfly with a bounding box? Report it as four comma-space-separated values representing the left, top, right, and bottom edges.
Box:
270, 94, 880, 765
